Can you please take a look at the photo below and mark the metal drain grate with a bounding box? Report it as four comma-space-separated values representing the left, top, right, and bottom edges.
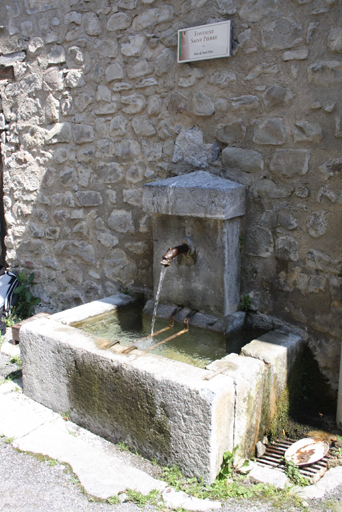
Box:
256, 439, 335, 484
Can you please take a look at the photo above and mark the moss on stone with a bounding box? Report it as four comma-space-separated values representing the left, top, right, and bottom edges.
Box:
67, 352, 171, 462
268, 345, 337, 440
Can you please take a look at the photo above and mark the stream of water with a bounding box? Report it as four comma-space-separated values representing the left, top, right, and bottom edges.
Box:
150, 265, 168, 338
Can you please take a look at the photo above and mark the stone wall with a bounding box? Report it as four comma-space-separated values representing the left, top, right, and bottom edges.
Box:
0, 0, 341, 391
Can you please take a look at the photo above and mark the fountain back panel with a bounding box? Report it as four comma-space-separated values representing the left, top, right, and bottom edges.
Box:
143, 171, 246, 317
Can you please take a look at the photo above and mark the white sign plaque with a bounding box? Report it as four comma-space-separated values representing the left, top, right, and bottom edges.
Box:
177, 21, 231, 64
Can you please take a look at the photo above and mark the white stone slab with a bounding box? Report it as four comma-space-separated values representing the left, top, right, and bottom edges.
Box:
14, 416, 166, 499
248, 465, 289, 489
298, 466, 342, 500
0, 340, 20, 357
0, 392, 59, 438
52, 293, 134, 324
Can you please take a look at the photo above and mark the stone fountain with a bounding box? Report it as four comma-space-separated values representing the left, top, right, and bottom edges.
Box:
19, 171, 304, 483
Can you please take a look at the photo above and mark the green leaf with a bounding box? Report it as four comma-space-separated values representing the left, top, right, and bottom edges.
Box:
14, 285, 26, 294
28, 273, 35, 284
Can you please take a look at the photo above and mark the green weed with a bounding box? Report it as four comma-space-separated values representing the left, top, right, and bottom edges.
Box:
107, 496, 120, 505
59, 410, 70, 421
4, 437, 14, 444
284, 461, 310, 486
0, 335, 6, 350
48, 459, 58, 467
126, 489, 160, 506
10, 355, 22, 367
162, 462, 306, 508
118, 441, 130, 451
217, 446, 238, 480
13, 271, 39, 320
239, 294, 252, 312
2, 309, 20, 327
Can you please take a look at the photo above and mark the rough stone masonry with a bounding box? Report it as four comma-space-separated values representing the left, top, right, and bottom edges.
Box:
0, 0, 341, 393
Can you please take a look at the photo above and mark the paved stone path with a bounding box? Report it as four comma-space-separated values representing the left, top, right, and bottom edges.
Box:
1, 340, 342, 512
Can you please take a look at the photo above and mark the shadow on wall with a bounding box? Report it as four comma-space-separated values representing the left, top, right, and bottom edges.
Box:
3, 146, 154, 312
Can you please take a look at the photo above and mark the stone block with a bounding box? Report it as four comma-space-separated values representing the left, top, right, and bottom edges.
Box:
283, 49, 309, 61
121, 35, 147, 57
76, 191, 103, 207
306, 249, 342, 275
132, 5, 174, 30
47, 45, 66, 65
306, 211, 328, 238
248, 465, 288, 489
239, 0, 281, 23
275, 235, 299, 261
261, 18, 303, 50
216, 120, 246, 144
123, 189, 143, 206
231, 95, 260, 111
56, 240, 96, 265
65, 70, 85, 88
116, 139, 141, 160
192, 92, 215, 116
143, 170, 245, 220
308, 61, 342, 87
132, 115, 156, 137
121, 94, 146, 114
222, 147, 263, 173
84, 13, 102, 36
64, 11, 82, 24
253, 118, 286, 145
241, 330, 304, 423
245, 227, 273, 258
270, 149, 310, 178
127, 60, 153, 79
328, 28, 342, 53
24, 0, 55, 14
293, 120, 322, 143
105, 63, 124, 82
172, 128, 216, 168
207, 353, 265, 458
208, 71, 236, 88
94, 39, 118, 58
107, 12, 131, 31
155, 48, 176, 76
108, 209, 135, 233
0, 51, 26, 65
45, 123, 72, 145
73, 124, 95, 144
42, 68, 63, 92
262, 85, 293, 110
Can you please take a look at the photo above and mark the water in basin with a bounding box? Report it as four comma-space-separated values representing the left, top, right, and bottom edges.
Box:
73, 302, 266, 368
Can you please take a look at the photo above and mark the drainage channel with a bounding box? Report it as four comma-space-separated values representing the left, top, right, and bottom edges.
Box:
256, 439, 336, 484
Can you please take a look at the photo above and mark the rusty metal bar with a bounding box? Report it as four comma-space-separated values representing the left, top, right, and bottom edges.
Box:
140, 319, 189, 355
121, 323, 175, 354
122, 310, 178, 355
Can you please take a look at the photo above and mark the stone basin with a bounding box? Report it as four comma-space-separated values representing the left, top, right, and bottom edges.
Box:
20, 293, 304, 483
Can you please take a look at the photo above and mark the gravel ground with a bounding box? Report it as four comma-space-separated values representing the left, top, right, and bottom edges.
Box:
1, 432, 342, 512
1, 350, 342, 512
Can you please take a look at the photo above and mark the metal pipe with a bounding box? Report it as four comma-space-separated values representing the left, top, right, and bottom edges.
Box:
161, 243, 190, 266
141, 318, 189, 354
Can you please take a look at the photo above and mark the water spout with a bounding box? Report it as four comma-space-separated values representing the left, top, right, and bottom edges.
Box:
161, 243, 190, 266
